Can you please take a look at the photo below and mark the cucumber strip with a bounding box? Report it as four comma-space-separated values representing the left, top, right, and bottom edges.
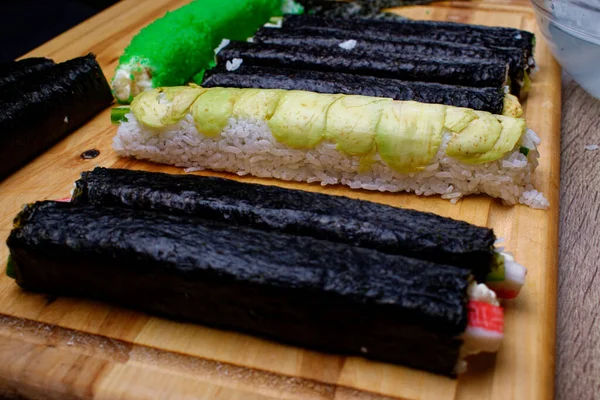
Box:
111, 107, 130, 124
6, 255, 16, 279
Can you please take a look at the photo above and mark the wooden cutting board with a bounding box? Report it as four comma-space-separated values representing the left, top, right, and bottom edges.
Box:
0, 0, 561, 399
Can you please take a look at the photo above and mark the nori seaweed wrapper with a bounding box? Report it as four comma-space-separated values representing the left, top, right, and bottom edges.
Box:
218, 41, 509, 88
0, 58, 56, 92
72, 167, 497, 280
298, 0, 408, 21
283, 15, 535, 62
8, 200, 471, 376
363, 0, 439, 5
254, 26, 526, 79
202, 64, 505, 114
0, 54, 113, 180
297, 0, 439, 11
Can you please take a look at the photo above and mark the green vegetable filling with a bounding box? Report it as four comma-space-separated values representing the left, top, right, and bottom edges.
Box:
111, 107, 130, 124
486, 252, 506, 282
519, 146, 530, 156
6, 255, 16, 279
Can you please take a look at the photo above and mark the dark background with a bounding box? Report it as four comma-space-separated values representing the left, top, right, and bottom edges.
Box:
1, 0, 120, 63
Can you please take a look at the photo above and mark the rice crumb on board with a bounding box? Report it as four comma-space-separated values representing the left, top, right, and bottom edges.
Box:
585, 144, 599, 151
520, 190, 550, 209
184, 166, 204, 173
114, 114, 549, 209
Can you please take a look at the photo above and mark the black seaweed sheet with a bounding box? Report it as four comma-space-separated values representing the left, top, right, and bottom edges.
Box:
362, 0, 439, 5
0, 54, 113, 180
297, 0, 440, 10
202, 64, 505, 114
218, 41, 509, 88
283, 15, 535, 62
8, 201, 470, 376
72, 167, 497, 280
254, 26, 526, 79
298, 0, 409, 20
0, 58, 56, 92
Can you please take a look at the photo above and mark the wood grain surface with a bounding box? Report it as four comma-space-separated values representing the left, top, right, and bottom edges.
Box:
556, 74, 600, 400
0, 0, 565, 399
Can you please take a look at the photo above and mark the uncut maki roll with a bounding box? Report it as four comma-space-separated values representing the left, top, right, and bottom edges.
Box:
283, 15, 535, 65
201, 64, 520, 116
253, 26, 526, 91
7, 200, 505, 376
71, 166, 528, 298
113, 86, 548, 209
281, 15, 536, 94
0, 54, 113, 181
217, 41, 510, 89
298, 0, 441, 11
0, 58, 55, 92
296, 0, 410, 20
112, 0, 299, 103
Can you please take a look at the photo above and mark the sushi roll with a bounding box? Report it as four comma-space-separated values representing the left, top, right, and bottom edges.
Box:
0, 54, 113, 181
281, 15, 536, 94
201, 64, 519, 116
253, 26, 526, 91
112, 0, 298, 103
0, 58, 56, 92
283, 15, 535, 65
7, 200, 504, 376
295, 0, 410, 21
71, 166, 527, 296
298, 0, 440, 12
112, 86, 548, 209
217, 41, 510, 89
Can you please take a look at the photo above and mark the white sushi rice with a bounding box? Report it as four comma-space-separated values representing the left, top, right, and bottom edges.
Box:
214, 39, 231, 55
338, 39, 357, 50
225, 58, 243, 72
113, 62, 154, 102
114, 114, 549, 208
468, 283, 499, 307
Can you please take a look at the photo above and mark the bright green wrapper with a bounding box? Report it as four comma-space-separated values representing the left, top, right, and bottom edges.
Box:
112, 0, 290, 103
